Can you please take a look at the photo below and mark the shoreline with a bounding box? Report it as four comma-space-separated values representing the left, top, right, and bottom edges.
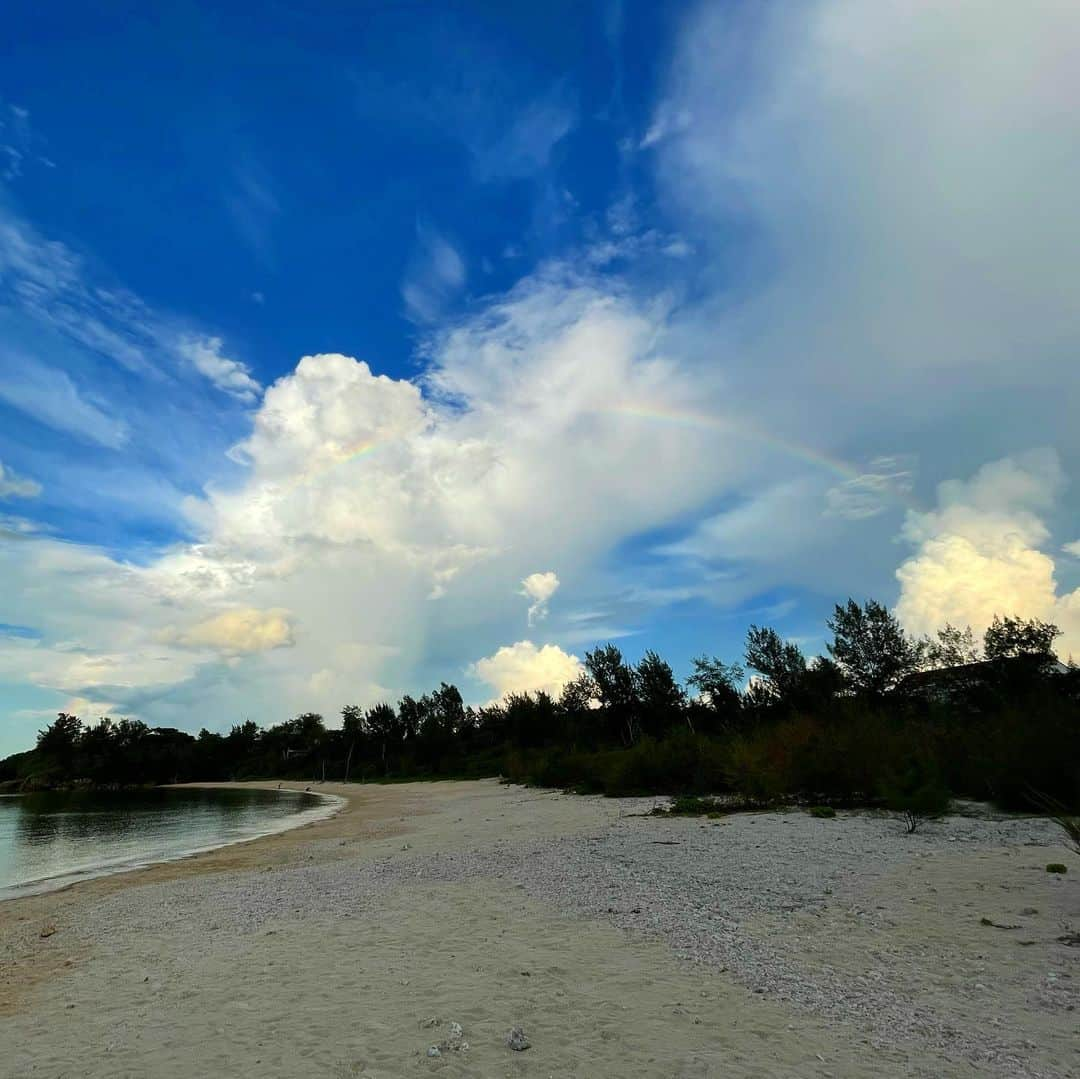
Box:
0, 783, 347, 902
1, 780, 1076, 1077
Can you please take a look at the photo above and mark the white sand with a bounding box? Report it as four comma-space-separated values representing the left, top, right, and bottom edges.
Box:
1, 780, 1076, 1078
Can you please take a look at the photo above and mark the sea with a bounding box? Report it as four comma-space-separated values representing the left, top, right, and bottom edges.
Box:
0, 785, 339, 898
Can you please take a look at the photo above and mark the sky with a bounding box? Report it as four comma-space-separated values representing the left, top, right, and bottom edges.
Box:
1, 0, 1079, 755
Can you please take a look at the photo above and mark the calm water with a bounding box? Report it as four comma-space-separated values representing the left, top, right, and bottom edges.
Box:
0, 787, 336, 898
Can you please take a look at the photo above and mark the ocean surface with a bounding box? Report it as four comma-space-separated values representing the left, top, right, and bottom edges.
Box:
0, 786, 337, 898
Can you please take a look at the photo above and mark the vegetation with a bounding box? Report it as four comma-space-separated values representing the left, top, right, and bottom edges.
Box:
3, 603, 1078, 826
1046, 864, 1068, 874
808, 806, 837, 819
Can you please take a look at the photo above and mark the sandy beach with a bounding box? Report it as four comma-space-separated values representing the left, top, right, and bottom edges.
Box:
1, 780, 1076, 1078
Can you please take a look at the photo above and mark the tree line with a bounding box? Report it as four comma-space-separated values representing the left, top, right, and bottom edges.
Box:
3, 602, 1077, 812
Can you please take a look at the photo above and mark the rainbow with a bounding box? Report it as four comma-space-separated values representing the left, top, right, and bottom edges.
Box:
597, 402, 920, 510
273, 438, 380, 495
262, 401, 918, 515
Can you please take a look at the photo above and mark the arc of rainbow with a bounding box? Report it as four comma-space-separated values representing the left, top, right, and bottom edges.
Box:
263, 438, 381, 497
596, 402, 921, 511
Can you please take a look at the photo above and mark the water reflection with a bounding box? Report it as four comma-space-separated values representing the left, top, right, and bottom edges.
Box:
0, 787, 326, 895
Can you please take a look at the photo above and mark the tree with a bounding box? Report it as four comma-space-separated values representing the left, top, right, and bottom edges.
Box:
397, 696, 424, 743
363, 703, 400, 775
341, 705, 364, 781
983, 615, 1061, 661
415, 684, 465, 768
924, 624, 980, 669
634, 650, 687, 736
826, 599, 922, 697
800, 655, 847, 708
585, 644, 639, 744
501, 691, 559, 748
559, 672, 597, 713
687, 656, 744, 731
36, 713, 83, 766
744, 626, 807, 705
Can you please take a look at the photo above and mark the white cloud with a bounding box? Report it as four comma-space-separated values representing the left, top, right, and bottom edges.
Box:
471, 82, 576, 181
895, 451, 1080, 656
0, 357, 129, 448
224, 159, 280, 262
0, 268, 730, 741
0, 460, 41, 499
163, 608, 294, 654
639, 102, 692, 149
654, 0, 1080, 445
178, 335, 261, 402
5, 0, 1080, 750
1065, 540, 1080, 558
520, 571, 560, 626
470, 640, 583, 701
0, 211, 256, 402
825, 457, 915, 520
401, 223, 467, 324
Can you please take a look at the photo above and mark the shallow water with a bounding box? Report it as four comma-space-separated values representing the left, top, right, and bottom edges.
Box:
0, 786, 333, 897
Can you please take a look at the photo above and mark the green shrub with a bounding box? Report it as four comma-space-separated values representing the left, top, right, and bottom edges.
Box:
1046, 863, 1068, 874
666, 795, 725, 816
808, 805, 836, 818
880, 756, 951, 833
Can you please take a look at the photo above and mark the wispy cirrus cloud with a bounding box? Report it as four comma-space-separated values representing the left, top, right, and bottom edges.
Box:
825, 457, 916, 520
0, 356, 129, 448
470, 81, 577, 182
224, 158, 281, 264
0, 212, 260, 400
401, 221, 466, 324
0, 100, 54, 181
0, 460, 41, 499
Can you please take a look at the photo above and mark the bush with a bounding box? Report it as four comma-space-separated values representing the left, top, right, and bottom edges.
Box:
880, 757, 951, 834
666, 795, 725, 816
808, 805, 836, 818
1046, 863, 1068, 874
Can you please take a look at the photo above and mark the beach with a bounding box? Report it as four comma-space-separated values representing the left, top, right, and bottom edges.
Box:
1, 780, 1076, 1078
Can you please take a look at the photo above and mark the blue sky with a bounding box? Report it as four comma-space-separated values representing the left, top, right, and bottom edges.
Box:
2, 0, 1079, 755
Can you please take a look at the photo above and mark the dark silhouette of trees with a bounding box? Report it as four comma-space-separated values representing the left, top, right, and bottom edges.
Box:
36, 713, 83, 773
363, 703, 400, 775
4, 601, 1076, 813
827, 598, 922, 698
744, 625, 808, 706
983, 615, 1062, 661
686, 656, 744, 733
585, 644, 639, 744
924, 624, 980, 669
634, 650, 687, 737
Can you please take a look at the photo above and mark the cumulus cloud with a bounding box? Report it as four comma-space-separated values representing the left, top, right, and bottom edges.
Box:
164, 608, 294, 654
520, 571, 560, 626
5, 0, 1080, 750
895, 451, 1080, 657
470, 640, 583, 701
0, 460, 41, 499
178, 336, 261, 402
0, 270, 729, 740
